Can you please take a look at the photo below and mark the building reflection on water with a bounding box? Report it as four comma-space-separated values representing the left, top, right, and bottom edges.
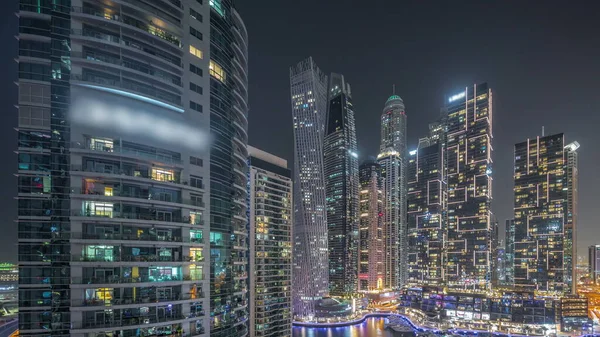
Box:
293, 318, 397, 337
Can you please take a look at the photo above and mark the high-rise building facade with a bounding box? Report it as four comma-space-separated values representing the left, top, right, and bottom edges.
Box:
504, 219, 516, 286
589, 245, 600, 284
513, 133, 579, 293
407, 125, 446, 286
358, 161, 384, 291
16, 1, 248, 336
378, 94, 408, 288
248, 147, 293, 337
289, 57, 329, 317
445, 83, 493, 290
323, 73, 359, 296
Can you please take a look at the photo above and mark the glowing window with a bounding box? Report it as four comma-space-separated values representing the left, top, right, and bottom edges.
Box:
209, 60, 225, 82
189, 45, 203, 59
152, 168, 174, 182
104, 187, 113, 196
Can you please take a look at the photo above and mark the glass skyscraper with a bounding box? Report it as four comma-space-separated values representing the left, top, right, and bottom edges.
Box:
513, 133, 579, 293
358, 161, 384, 291
248, 147, 293, 337
377, 94, 408, 289
323, 73, 359, 296
16, 1, 248, 336
407, 123, 447, 286
289, 57, 329, 318
445, 83, 493, 290
504, 219, 516, 286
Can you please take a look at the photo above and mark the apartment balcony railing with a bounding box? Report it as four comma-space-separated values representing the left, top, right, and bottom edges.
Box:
70, 29, 183, 68
72, 51, 182, 87
71, 6, 182, 48
70, 165, 204, 191
71, 273, 203, 285
70, 141, 183, 165
72, 293, 205, 307
71, 314, 185, 330
71, 254, 194, 263
69, 232, 204, 244
71, 73, 181, 106
71, 210, 194, 225
71, 187, 205, 208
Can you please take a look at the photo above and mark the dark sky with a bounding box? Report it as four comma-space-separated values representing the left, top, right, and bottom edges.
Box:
0, 1, 599, 262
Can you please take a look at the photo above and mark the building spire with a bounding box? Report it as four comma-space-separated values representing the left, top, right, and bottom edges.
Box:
392, 84, 396, 95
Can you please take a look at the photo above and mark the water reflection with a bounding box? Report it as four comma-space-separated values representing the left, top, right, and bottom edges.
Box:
293, 318, 396, 337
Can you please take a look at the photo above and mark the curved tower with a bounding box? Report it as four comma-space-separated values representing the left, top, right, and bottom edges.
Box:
289, 58, 329, 318
323, 73, 359, 296
377, 94, 408, 288
16, 1, 248, 336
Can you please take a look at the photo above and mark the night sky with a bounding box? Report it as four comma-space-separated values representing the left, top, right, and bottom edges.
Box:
1, 1, 599, 263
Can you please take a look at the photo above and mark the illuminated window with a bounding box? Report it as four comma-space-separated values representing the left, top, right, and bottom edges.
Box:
189, 45, 203, 59
104, 187, 113, 196
90, 138, 113, 152
209, 60, 226, 82
152, 168, 174, 182
190, 248, 204, 262
190, 211, 203, 225
83, 202, 113, 217
209, 0, 225, 17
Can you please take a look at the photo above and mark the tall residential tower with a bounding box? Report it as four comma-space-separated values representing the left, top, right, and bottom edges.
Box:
358, 161, 384, 291
323, 73, 359, 296
16, 1, 249, 336
407, 122, 447, 286
445, 83, 493, 290
377, 94, 408, 288
513, 134, 579, 293
289, 57, 329, 317
248, 146, 293, 337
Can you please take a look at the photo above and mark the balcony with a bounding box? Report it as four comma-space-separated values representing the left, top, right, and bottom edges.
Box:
71, 187, 205, 209
71, 314, 186, 330
71, 6, 182, 48
70, 141, 183, 165
71, 292, 205, 308
70, 232, 204, 244
71, 273, 203, 285
71, 73, 182, 107
70, 165, 204, 193
71, 51, 182, 88
71, 210, 194, 225
71, 254, 193, 263
70, 28, 183, 69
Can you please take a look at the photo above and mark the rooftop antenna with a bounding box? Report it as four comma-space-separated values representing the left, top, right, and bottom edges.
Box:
392, 84, 396, 95
542, 126, 545, 137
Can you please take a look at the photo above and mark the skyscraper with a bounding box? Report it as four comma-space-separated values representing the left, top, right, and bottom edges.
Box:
505, 219, 516, 286
323, 73, 359, 296
513, 133, 579, 293
407, 123, 446, 286
445, 83, 493, 290
16, 1, 248, 336
358, 161, 384, 291
378, 94, 408, 288
289, 57, 329, 317
589, 245, 600, 284
248, 146, 293, 337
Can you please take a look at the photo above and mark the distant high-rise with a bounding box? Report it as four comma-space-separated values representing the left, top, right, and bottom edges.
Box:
289, 57, 329, 317
358, 161, 384, 291
248, 146, 293, 337
323, 73, 359, 296
378, 93, 408, 288
589, 245, 600, 284
505, 219, 516, 286
407, 122, 446, 286
445, 83, 493, 290
513, 133, 579, 293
